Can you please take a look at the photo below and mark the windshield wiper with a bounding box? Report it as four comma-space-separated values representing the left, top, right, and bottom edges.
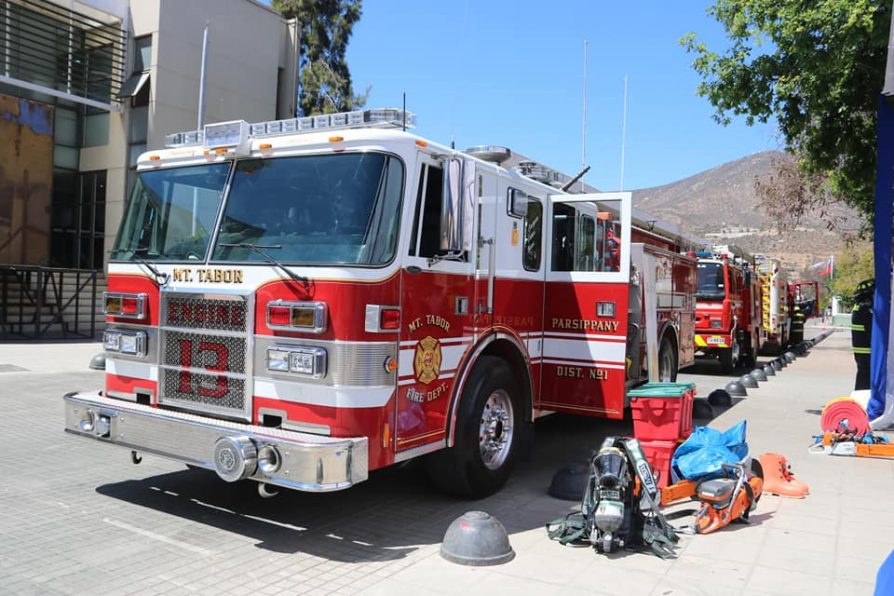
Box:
110, 247, 169, 285
218, 243, 311, 294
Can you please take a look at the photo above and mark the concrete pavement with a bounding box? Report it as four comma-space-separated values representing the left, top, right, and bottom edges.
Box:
0, 330, 890, 595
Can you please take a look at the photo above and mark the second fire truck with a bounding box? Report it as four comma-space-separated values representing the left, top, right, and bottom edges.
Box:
64, 109, 696, 498
694, 245, 764, 372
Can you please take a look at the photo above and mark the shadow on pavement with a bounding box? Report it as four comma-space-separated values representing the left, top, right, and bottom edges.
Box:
95, 413, 634, 562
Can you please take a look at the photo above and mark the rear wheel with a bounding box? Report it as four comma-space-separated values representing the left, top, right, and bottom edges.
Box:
658, 335, 678, 382
426, 356, 523, 498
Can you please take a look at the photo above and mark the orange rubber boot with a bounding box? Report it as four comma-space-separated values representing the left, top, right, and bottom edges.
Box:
759, 452, 809, 498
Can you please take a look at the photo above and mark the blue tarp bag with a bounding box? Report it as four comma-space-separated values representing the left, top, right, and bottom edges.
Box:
671, 421, 748, 481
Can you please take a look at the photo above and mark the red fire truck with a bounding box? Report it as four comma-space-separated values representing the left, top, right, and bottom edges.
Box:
694, 245, 763, 372
64, 109, 695, 498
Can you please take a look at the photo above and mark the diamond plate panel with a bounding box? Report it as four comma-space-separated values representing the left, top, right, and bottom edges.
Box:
161, 369, 246, 410
162, 330, 247, 374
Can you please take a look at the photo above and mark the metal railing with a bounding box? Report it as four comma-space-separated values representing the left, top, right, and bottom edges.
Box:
0, 265, 99, 339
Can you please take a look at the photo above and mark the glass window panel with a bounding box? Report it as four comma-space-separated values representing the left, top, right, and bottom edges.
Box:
134, 36, 152, 73
212, 154, 405, 266
112, 163, 230, 261
55, 109, 78, 147
84, 113, 109, 147
129, 106, 148, 143
523, 199, 542, 272
54, 146, 79, 170
551, 200, 622, 272
696, 262, 725, 300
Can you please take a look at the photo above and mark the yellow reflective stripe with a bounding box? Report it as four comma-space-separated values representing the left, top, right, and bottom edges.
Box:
853, 347, 871, 354
851, 324, 865, 331
695, 335, 707, 347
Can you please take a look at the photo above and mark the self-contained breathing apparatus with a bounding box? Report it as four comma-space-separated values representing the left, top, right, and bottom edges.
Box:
547, 437, 679, 558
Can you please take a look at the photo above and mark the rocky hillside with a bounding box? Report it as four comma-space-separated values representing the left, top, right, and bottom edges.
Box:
631, 151, 858, 272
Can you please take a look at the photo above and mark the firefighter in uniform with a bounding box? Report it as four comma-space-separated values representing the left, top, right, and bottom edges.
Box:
851, 279, 874, 391
790, 305, 805, 345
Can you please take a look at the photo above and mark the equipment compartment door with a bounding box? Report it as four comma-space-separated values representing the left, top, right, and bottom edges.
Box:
540, 192, 632, 418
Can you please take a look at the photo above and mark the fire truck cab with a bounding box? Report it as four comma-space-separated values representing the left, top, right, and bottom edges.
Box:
694, 246, 762, 372
64, 109, 695, 498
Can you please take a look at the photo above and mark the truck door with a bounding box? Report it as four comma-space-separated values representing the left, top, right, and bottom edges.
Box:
396, 155, 476, 453
540, 192, 632, 419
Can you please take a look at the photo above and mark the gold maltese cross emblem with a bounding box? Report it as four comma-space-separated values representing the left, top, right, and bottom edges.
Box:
413, 335, 442, 384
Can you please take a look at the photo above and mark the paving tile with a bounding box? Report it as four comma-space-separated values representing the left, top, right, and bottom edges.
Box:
356, 577, 450, 595
762, 528, 837, 555
650, 573, 746, 596
835, 554, 886, 585
754, 543, 835, 579
565, 565, 664, 596
829, 579, 876, 596
744, 564, 834, 595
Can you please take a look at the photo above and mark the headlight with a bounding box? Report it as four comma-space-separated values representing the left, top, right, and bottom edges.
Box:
103, 329, 147, 357
710, 320, 723, 329
119, 333, 145, 355
266, 345, 327, 379
104, 330, 121, 351
266, 348, 290, 372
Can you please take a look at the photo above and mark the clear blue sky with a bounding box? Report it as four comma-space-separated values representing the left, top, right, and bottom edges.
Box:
342, 1, 780, 191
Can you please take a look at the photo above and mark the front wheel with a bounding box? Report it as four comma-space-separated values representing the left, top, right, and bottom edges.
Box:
426, 356, 523, 498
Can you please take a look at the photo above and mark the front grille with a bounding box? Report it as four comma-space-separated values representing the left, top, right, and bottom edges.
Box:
162, 370, 246, 410
162, 330, 247, 374
159, 292, 252, 420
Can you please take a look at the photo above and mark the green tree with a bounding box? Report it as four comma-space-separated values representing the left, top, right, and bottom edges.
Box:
829, 243, 874, 306
682, 1, 891, 223
273, 0, 368, 116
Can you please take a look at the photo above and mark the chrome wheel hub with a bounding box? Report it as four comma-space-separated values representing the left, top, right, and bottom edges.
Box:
479, 390, 514, 470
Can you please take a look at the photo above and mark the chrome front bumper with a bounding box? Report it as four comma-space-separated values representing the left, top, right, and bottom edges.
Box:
63, 391, 368, 492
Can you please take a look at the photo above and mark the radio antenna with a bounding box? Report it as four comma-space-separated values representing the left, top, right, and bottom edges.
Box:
620, 74, 628, 191
581, 39, 589, 192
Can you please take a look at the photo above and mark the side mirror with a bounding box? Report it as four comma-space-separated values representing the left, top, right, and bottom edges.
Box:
508, 188, 528, 218
440, 158, 464, 253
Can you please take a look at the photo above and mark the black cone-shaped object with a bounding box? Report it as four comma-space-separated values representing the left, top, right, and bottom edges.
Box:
707, 388, 732, 408
548, 462, 589, 501
784, 351, 796, 363
750, 368, 768, 382
740, 374, 759, 389
441, 511, 515, 566
693, 398, 715, 419
763, 363, 776, 376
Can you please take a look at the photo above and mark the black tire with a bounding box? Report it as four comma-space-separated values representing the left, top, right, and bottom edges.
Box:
426, 356, 523, 498
658, 335, 678, 382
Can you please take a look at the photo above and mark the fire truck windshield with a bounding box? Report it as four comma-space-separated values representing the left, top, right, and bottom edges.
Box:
212, 153, 404, 266
112, 163, 230, 261
696, 261, 725, 300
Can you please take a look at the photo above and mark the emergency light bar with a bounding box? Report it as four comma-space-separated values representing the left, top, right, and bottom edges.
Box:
515, 160, 571, 188
164, 108, 416, 149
